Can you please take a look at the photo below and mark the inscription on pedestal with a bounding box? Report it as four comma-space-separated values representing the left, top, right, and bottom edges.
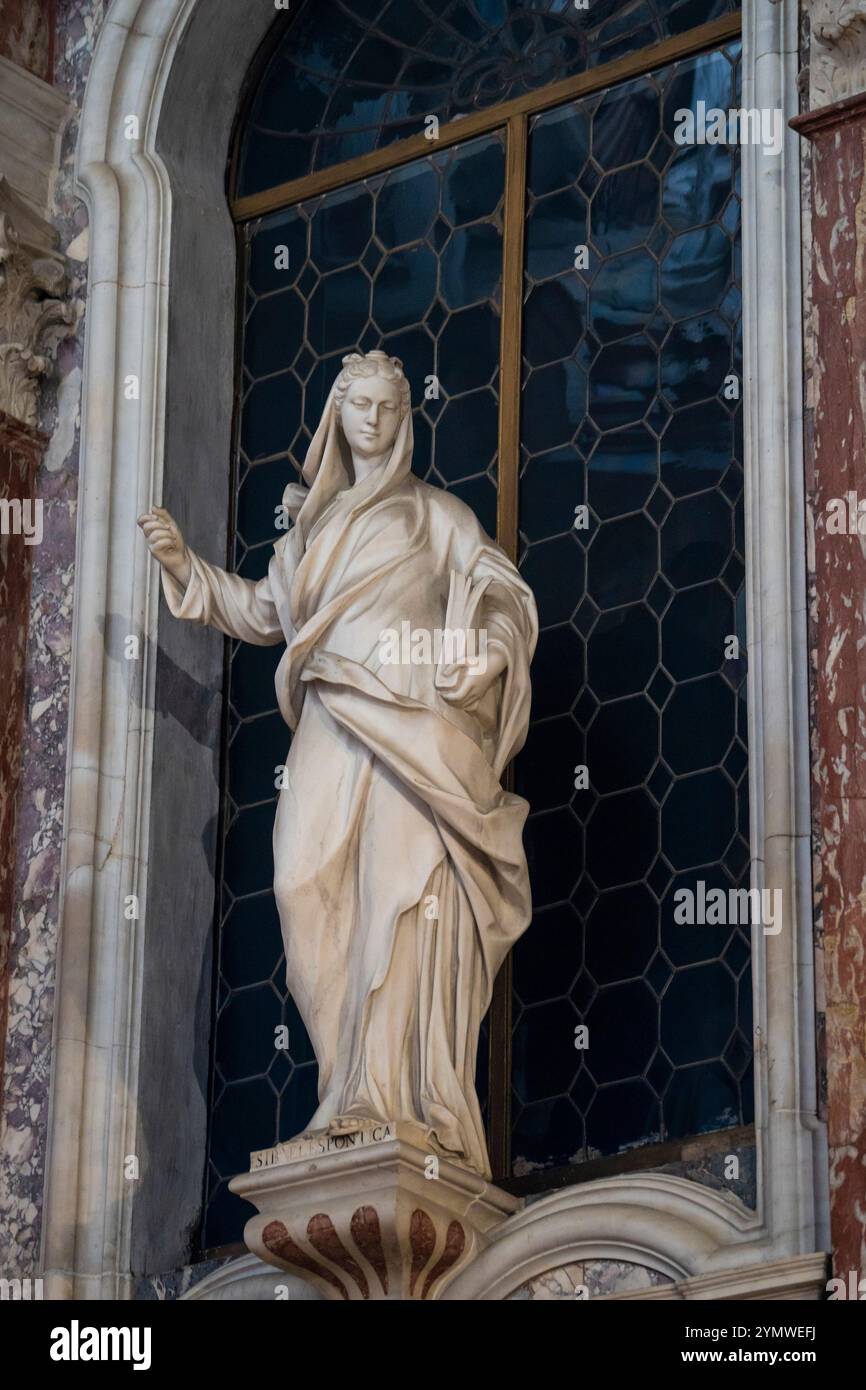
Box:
250, 1123, 395, 1171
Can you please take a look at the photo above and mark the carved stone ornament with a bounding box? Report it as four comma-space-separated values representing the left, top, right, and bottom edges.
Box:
230, 1122, 520, 1301
0, 177, 74, 428
808, 0, 866, 108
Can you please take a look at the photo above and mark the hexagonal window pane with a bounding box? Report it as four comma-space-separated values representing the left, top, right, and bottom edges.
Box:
310, 186, 373, 272
440, 134, 505, 225
529, 104, 590, 198
586, 884, 658, 985
587, 513, 657, 609
587, 604, 658, 701
521, 534, 584, 626
587, 424, 657, 519
529, 625, 584, 720
520, 446, 583, 543
376, 162, 439, 247
524, 277, 586, 366
215, 985, 283, 1084
592, 166, 659, 257
662, 771, 736, 871
586, 696, 658, 794
523, 359, 587, 453
526, 186, 589, 282
592, 79, 659, 170
591, 249, 658, 345
585, 981, 657, 1084
441, 221, 503, 310
513, 902, 583, 1006
372, 244, 438, 333
434, 390, 498, 482
244, 290, 305, 380
513, 998, 581, 1104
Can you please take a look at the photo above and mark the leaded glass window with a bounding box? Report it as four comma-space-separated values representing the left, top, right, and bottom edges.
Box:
513, 43, 749, 1174
203, 0, 750, 1251
237, 0, 740, 194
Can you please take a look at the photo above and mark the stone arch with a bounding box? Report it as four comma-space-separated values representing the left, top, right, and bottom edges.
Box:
442, 1173, 754, 1300
42, 0, 282, 1299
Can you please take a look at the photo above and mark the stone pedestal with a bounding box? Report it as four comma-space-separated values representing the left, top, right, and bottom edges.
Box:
229, 1123, 521, 1301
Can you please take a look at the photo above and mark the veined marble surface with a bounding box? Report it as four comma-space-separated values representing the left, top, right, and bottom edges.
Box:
508, 1259, 674, 1301
0, 0, 104, 1278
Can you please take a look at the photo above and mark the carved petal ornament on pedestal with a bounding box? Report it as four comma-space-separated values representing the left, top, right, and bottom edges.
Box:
230, 1124, 521, 1301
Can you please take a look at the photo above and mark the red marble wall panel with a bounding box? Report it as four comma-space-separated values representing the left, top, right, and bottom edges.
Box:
0, 0, 54, 82
0, 410, 43, 1097
793, 94, 866, 1284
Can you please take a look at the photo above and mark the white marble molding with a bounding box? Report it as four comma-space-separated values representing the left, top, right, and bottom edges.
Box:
41, 0, 828, 1299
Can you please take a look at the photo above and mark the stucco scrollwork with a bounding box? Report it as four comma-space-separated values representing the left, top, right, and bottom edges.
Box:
0, 177, 74, 428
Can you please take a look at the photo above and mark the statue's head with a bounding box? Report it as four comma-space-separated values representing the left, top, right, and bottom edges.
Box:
335, 350, 410, 463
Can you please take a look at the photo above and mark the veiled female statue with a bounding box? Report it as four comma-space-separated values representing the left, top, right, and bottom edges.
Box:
139, 350, 537, 1178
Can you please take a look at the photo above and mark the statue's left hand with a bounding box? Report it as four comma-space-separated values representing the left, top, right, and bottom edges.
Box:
137, 506, 192, 588
435, 571, 505, 706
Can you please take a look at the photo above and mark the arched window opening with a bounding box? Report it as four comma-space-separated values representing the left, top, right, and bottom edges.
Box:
202, 1, 748, 1252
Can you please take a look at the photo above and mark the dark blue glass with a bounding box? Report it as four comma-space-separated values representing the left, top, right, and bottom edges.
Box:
591, 249, 658, 344
586, 603, 658, 700
587, 424, 657, 518
513, 902, 583, 1005
237, 0, 739, 197
519, 445, 583, 544
662, 770, 736, 870
525, 277, 586, 365
585, 980, 657, 1083
585, 1081, 659, 1153
587, 512, 657, 607
220, 894, 282, 992
229, 712, 289, 810
662, 676, 735, 774
585, 884, 657, 985
586, 696, 658, 794
530, 624, 584, 719
513, 997, 583, 1103
516, 715, 583, 812
215, 985, 283, 1084
514, 43, 749, 1175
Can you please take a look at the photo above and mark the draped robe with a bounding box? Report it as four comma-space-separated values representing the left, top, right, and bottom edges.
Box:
162, 384, 537, 1177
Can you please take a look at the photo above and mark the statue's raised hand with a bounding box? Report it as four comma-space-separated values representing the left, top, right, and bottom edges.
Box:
138, 506, 192, 588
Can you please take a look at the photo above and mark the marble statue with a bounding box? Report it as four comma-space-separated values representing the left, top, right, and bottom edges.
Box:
139, 350, 537, 1178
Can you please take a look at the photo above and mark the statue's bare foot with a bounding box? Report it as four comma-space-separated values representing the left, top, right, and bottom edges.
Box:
328, 1113, 380, 1135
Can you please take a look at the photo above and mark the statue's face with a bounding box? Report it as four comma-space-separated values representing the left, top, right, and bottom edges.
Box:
339, 374, 403, 461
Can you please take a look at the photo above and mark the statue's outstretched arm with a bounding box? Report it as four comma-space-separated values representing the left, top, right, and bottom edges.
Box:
138, 506, 282, 646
